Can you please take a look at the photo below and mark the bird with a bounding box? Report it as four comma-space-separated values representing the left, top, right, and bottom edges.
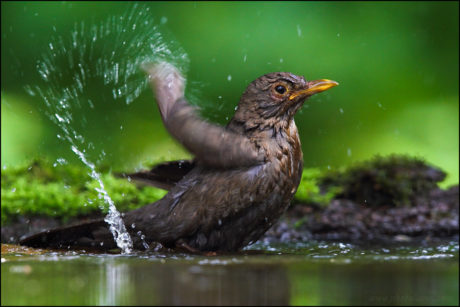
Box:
20, 62, 338, 253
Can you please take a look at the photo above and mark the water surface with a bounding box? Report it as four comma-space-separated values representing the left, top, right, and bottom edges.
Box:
1, 240, 458, 306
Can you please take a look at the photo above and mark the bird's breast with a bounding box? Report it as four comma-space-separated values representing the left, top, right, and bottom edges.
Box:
246, 120, 303, 219
260, 120, 303, 185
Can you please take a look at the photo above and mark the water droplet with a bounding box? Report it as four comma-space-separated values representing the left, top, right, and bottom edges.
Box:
296, 24, 302, 37
160, 16, 168, 24
339, 108, 344, 114
23, 85, 36, 96
347, 148, 352, 157
279, 58, 283, 63
55, 158, 67, 166
11, 188, 16, 193
227, 75, 232, 81
55, 114, 66, 123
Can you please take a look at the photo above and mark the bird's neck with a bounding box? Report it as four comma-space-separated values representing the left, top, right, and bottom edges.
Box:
228, 113, 303, 186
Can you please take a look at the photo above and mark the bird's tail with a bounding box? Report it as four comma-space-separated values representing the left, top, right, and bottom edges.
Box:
19, 218, 117, 251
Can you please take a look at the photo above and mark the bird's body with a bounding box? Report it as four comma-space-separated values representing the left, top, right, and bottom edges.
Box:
20, 63, 337, 252
125, 119, 303, 251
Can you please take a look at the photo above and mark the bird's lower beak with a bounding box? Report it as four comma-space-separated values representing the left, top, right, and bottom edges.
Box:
289, 79, 339, 100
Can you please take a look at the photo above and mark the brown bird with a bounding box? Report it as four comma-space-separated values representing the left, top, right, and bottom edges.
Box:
20, 62, 338, 252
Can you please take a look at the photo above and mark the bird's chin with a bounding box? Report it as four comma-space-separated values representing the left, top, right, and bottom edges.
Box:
283, 97, 309, 118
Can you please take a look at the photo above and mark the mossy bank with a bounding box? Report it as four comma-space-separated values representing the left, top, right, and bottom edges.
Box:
1, 155, 458, 244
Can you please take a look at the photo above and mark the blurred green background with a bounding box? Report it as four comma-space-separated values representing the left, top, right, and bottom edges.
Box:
1, 1, 459, 186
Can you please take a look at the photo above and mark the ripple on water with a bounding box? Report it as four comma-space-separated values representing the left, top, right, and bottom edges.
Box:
244, 239, 459, 263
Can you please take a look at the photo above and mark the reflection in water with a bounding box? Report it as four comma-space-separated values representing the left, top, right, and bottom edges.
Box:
97, 261, 134, 305
1, 256, 290, 306
139, 263, 289, 305
289, 261, 458, 306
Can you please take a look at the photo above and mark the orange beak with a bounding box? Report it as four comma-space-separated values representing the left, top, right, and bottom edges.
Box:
289, 79, 339, 100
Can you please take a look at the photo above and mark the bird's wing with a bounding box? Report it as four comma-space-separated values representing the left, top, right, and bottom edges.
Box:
144, 62, 264, 169
161, 98, 264, 169
122, 160, 195, 190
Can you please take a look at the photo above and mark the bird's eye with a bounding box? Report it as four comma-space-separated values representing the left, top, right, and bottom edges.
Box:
275, 85, 287, 94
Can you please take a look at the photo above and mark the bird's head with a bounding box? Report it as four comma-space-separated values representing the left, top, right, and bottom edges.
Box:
233, 72, 338, 129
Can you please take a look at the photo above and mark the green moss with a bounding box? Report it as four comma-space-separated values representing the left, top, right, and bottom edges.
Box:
294, 168, 341, 206
1, 158, 167, 225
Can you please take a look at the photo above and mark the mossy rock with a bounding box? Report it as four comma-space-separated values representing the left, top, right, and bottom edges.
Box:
320, 155, 446, 207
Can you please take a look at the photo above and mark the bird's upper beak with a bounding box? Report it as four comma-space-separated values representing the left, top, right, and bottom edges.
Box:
289, 79, 339, 101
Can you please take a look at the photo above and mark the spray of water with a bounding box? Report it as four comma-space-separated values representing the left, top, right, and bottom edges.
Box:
25, 3, 190, 253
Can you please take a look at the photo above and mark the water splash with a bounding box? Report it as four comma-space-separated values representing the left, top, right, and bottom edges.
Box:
26, 3, 190, 253
33, 3, 189, 108
71, 145, 133, 253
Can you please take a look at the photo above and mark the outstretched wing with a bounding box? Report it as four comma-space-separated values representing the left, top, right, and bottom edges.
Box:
144, 62, 264, 169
